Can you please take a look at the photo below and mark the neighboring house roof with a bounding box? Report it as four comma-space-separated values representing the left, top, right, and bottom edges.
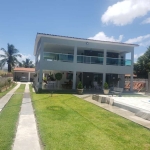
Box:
34, 33, 139, 55
125, 74, 137, 77
14, 67, 35, 72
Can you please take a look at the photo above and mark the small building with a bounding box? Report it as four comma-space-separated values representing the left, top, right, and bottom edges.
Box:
13, 67, 35, 82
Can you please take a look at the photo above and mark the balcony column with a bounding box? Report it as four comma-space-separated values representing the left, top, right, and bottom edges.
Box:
72, 71, 76, 89
74, 46, 77, 63
130, 74, 133, 91
103, 73, 106, 87
131, 50, 134, 67
118, 54, 121, 66
103, 49, 107, 65
130, 50, 134, 91
73, 46, 77, 89
38, 70, 43, 90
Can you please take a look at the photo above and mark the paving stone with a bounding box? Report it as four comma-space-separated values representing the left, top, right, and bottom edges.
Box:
13, 83, 41, 150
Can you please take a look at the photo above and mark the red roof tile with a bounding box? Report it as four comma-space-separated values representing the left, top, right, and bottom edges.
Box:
14, 67, 35, 72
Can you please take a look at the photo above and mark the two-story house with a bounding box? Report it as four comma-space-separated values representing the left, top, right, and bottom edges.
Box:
34, 33, 138, 91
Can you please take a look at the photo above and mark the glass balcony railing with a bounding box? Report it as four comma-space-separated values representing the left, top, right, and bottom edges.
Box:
106, 57, 131, 66
43, 52, 131, 66
77, 55, 103, 64
44, 52, 74, 62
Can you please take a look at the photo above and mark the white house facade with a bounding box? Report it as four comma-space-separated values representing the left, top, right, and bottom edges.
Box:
34, 33, 138, 91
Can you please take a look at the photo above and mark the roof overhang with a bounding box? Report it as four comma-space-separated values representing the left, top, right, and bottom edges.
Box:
34, 33, 139, 55
13, 68, 35, 73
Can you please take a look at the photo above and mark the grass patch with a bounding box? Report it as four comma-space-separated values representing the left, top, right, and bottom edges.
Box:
0, 84, 25, 150
14, 84, 25, 94
0, 83, 17, 99
30, 87, 150, 150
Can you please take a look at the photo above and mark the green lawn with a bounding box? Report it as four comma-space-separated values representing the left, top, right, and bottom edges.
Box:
0, 83, 16, 98
30, 89, 150, 150
0, 84, 25, 150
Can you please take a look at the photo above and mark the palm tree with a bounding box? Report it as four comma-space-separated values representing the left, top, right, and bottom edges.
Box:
0, 44, 21, 72
22, 58, 34, 68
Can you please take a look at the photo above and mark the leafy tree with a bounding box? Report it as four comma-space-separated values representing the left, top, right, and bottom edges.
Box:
22, 58, 34, 68
0, 44, 21, 72
134, 46, 150, 78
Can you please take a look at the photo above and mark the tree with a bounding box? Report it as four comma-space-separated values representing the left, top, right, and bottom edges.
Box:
134, 46, 150, 78
22, 58, 34, 68
0, 44, 21, 72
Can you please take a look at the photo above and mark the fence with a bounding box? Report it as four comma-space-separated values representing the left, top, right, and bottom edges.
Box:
125, 78, 148, 92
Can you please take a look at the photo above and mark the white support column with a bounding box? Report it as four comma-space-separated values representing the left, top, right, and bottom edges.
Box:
103, 73, 106, 87
130, 74, 133, 91
131, 50, 134, 67
103, 49, 107, 65
38, 70, 43, 89
72, 46, 77, 90
74, 46, 77, 63
72, 71, 76, 89
130, 50, 134, 91
28, 72, 30, 82
118, 54, 121, 66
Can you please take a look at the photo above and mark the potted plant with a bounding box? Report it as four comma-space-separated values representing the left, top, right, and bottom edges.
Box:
103, 82, 109, 94
77, 81, 83, 94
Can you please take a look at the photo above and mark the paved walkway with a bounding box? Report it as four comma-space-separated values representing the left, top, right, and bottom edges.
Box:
13, 83, 41, 150
0, 83, 21, 112
74, 94, 150, 129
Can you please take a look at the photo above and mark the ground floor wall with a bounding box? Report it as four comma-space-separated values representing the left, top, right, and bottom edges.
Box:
35, 69, 129, 91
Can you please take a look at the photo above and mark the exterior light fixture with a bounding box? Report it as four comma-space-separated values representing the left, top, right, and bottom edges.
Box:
86, 42, 89, 45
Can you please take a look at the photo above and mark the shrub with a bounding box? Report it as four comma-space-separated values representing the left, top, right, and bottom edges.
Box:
103, 82, 109, 89
7, 78, 11, 87
77, 82, 83, 89
55, 73, 62, 81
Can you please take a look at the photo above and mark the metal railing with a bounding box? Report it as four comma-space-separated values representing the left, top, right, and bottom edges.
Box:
44, 52, 74, 62
77, 55, 103, 64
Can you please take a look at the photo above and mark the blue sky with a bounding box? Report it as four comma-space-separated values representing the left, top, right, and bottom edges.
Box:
0, 0, 150, 63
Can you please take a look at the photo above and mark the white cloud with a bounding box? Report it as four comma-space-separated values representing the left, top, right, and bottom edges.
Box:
0, 51, 4, 56
141, 17, 150, 24
18, 53, 35, 63
134, 53, 143, 59
101, 0, 150, 26
134, 54, 138, 59
89, 31, 123, 42
0, 52, 34, 63
125, 34, 150, 46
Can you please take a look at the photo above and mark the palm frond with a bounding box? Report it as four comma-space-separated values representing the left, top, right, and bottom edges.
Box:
0, 59, 7, 68
0, 54, 7, 58
0, 48, 9, 57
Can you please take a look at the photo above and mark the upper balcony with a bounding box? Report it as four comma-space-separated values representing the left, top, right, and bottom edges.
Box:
77, 55, 103, 64
44, 52, 74, 62
106, 57, 131, 66
43, 52, 131, 66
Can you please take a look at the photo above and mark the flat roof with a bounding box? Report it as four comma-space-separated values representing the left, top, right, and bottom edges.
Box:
34, 33, 139, 55
14, 67, 35, 72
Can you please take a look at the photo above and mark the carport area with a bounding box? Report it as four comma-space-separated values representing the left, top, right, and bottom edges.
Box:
13, 67, 35, 82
